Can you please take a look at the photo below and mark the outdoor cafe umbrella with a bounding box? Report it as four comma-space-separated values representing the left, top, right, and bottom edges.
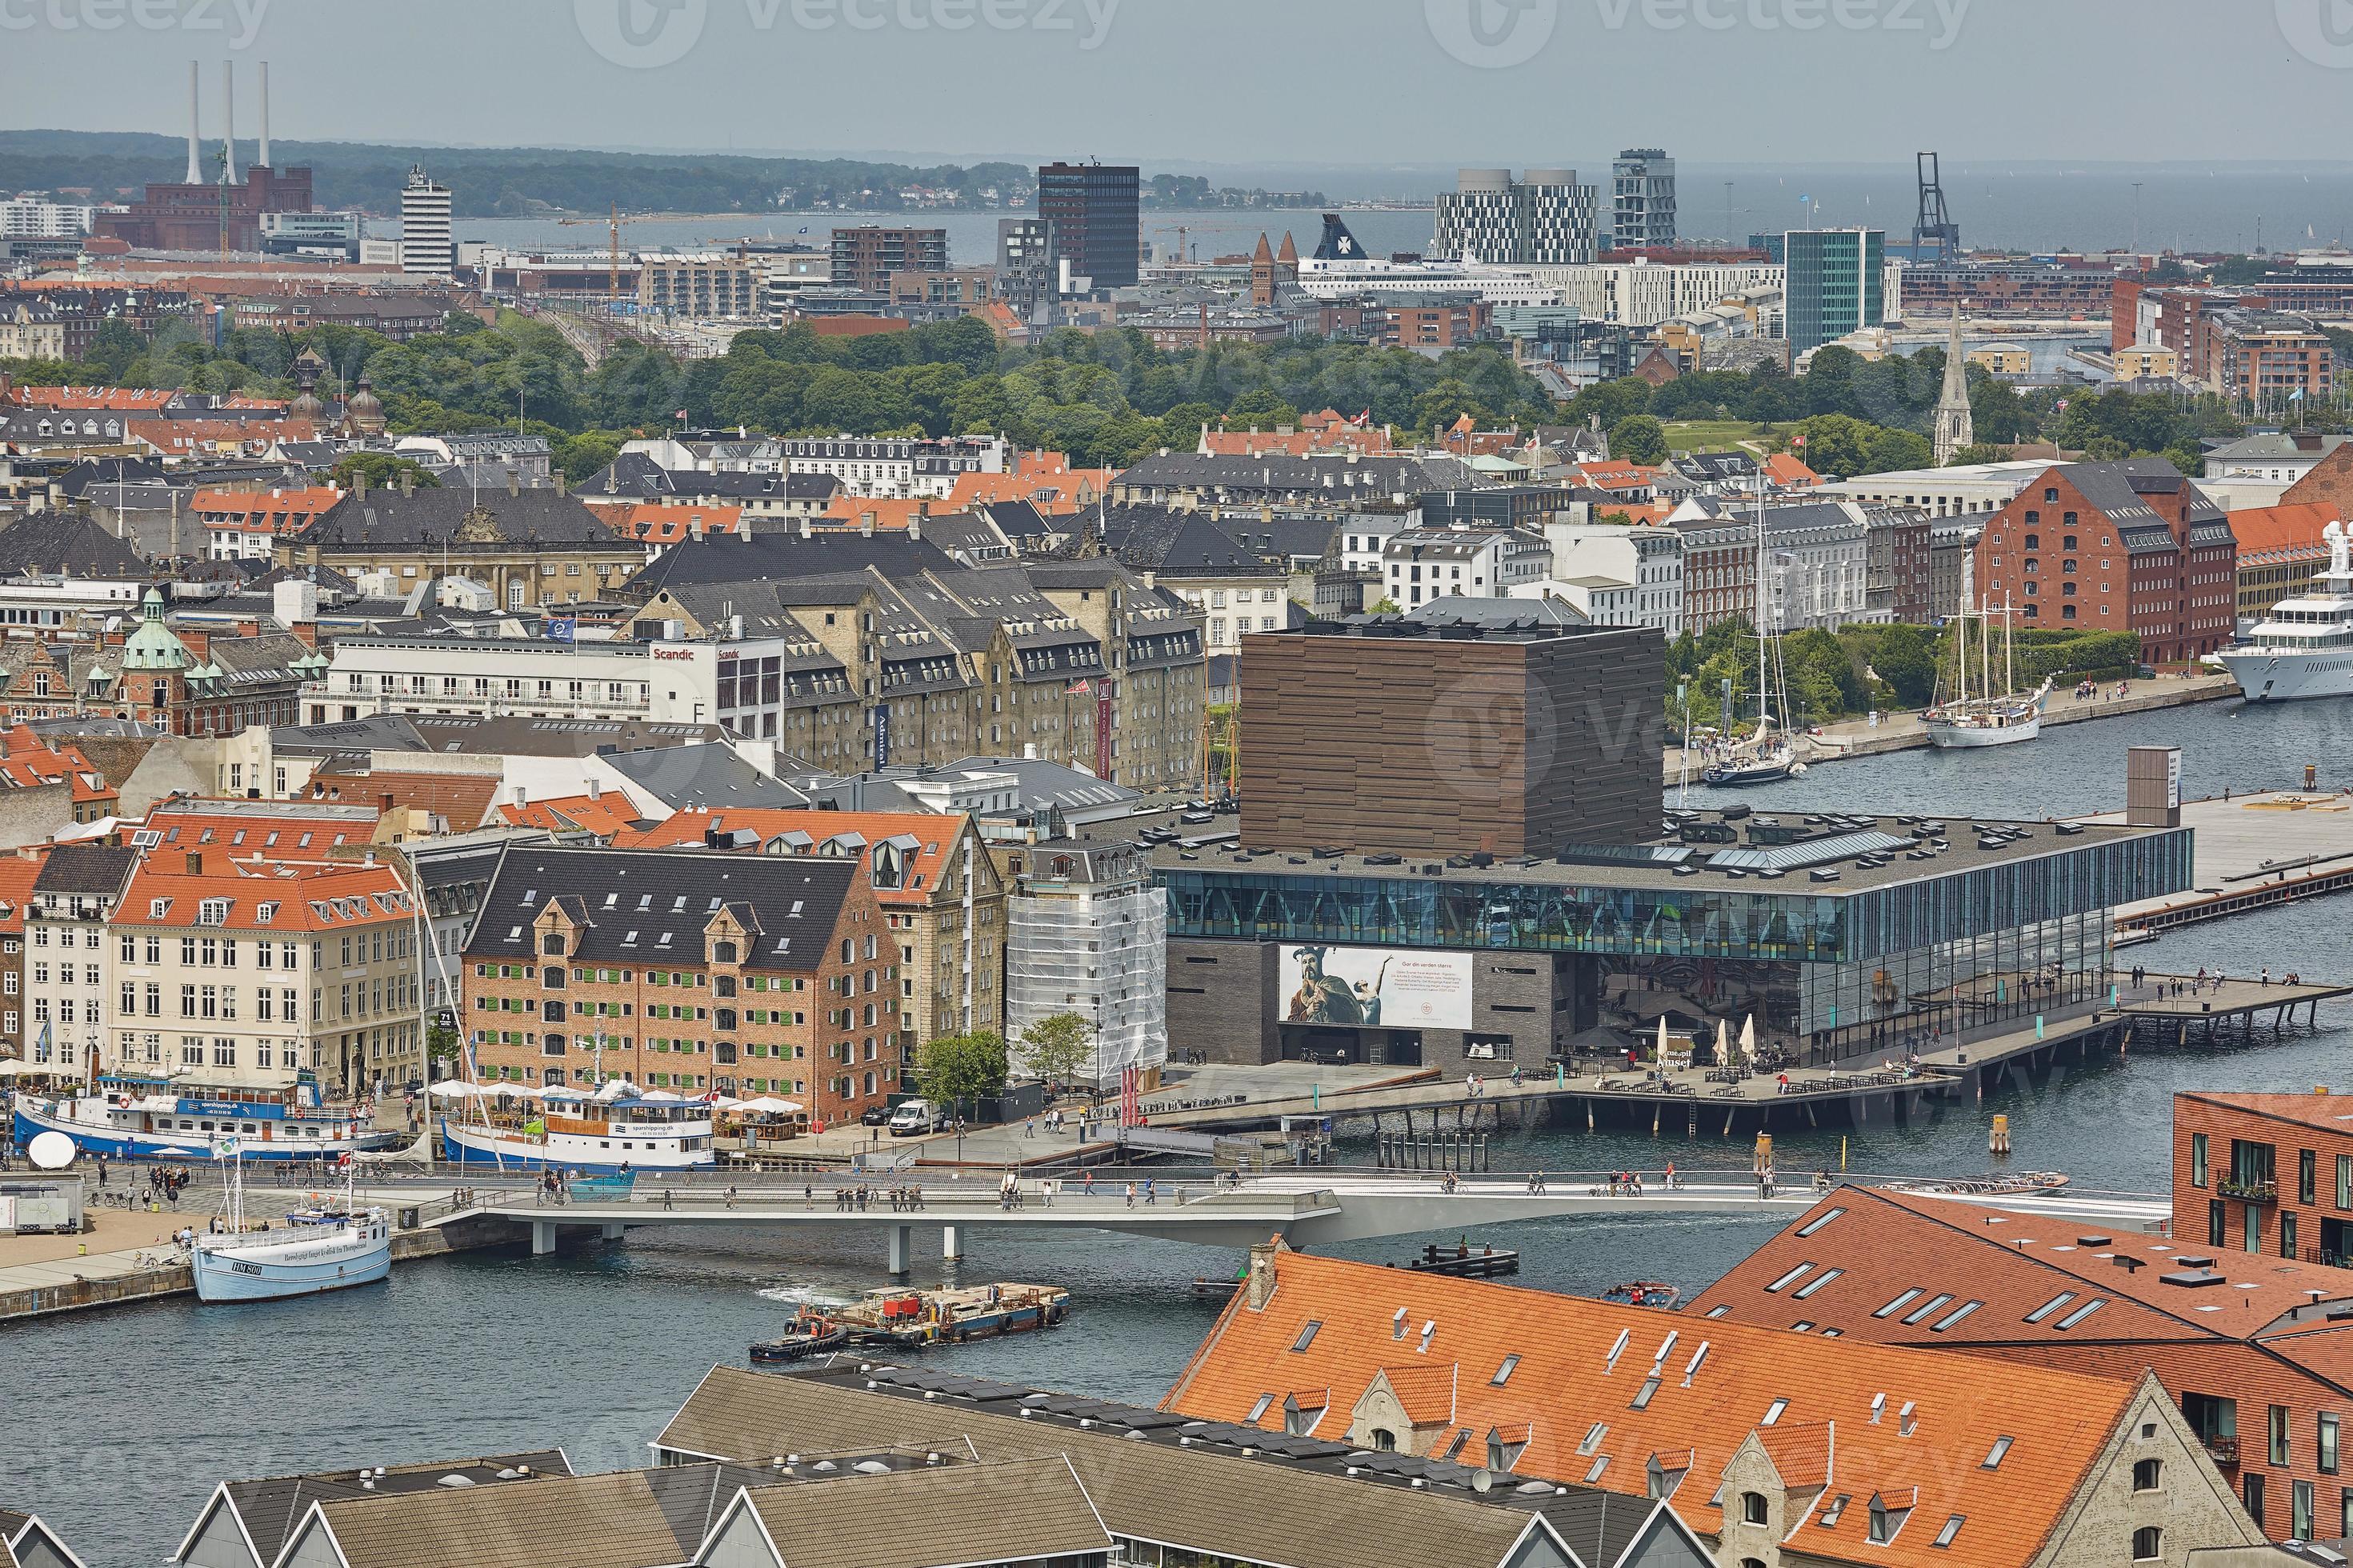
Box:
1715, 1018, 1731, 1068
737, 1096, 802, 1115
426, 1081, 484, 1099
1655, 1014, 1669, 1063
1739, 1014, 1757, 1070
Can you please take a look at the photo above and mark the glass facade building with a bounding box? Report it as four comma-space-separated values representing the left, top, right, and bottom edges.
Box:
1785, 227, 1886, 354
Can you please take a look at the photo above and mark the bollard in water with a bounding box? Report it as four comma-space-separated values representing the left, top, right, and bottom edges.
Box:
1990, 1114, 2012, 1156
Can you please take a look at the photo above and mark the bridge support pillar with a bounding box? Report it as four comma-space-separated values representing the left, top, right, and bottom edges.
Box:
601, 1222, 624, 1241
531, 1219, 556, 1256
887, 1224, 913, 1276
942, 1224, 962, 1262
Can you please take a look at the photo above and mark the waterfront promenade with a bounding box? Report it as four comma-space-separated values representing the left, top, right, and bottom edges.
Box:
1667, 671, 2237, 782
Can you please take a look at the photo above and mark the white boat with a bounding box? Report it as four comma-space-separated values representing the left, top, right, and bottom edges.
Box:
13, 1071, 402, 1162
1925, 586, 2050, 750
2215, 519, 2353, 703
438, 1082, 716, 1174
1703, 489, 1808, 787
190, 1141, 390, 1304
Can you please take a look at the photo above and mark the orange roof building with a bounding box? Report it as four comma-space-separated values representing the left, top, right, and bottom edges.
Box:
9, 386, 177, 412
1699, 1177, 2353, 1542
2228, 502, 2339, 622
1763, 454, 1822, 489
193, 485, 344, 561
110, 851, 423, 1095
943, 452, 1113, 517
495, 787, 654, 843
610, 502, 746, 550
1162, 1245, 2260, 1568
146, 798, 382, 856
0, 726, 116, 823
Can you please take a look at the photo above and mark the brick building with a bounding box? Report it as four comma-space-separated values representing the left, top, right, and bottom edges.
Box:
2286, 442, 2353, 521
828, 227, 948, 294
461, 846, 899, 1126
1974, 461, 2238, 664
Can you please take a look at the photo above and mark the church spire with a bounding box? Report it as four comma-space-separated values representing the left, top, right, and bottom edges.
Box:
1932, 306, 1975, 466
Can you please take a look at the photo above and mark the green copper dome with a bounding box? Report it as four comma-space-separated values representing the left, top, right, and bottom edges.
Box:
121, 589, 189, 672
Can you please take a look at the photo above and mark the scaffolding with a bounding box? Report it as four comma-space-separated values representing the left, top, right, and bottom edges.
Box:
1004, 846, 1167, 1089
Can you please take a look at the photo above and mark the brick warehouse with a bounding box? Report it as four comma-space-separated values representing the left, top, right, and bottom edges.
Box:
460, 845, 901, 1127
1702, 1104, 2353, 1545
1236, 618, 1664, 860
1973, 459, 2237, 666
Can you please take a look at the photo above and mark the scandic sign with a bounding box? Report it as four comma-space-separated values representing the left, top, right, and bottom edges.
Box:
652, 647, 698, 661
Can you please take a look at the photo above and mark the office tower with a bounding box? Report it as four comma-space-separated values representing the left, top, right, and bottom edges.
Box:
1783, 227, 1885, 354
1611, 149, 1676, 250
1036, 161, 1140, 290
1429, 169, 1598, 265
398, 166, 454, 275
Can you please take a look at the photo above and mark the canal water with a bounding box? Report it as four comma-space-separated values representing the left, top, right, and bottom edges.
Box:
14, 698, 2353, 1566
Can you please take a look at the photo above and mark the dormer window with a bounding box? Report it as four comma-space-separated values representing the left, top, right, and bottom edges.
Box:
197, 898, 229, 926
542, 933, 566, 956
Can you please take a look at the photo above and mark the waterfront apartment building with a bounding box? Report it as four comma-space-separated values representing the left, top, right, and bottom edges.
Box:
22, 843, 137, 1078
1784, 227, 1886, 355
827, 226, 948, 294
460, 846, 899, 1123
106, 852, 422, 1100
1515, 261, 1784, 329
1430, 168, 1599, 266
1699, 1175, 2353, 1546
1163, 1246, 2263, 1568
1972, 459, 2239, 664
2208, 311, 2336, 415
1675, 501, 1875, 635
636, 254, 762, 319
614, 809, 1007, 1054
2229, 502, 2338, 623
1609, 149, 1676, 250
1036, 162, 1140, 289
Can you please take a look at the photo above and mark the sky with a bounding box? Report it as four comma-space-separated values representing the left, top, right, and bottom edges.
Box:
7, 0, 2353, 171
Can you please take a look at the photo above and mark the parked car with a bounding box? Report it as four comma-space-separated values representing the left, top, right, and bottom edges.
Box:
888, 1099, 947, 1137
858, 1104, 893, 1126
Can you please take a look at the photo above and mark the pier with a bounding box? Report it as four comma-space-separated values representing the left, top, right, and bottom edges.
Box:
2092, 790, 2353, 932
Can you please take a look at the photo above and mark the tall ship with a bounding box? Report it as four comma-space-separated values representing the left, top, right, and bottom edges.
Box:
2216, 518, 2353, 703
12, 1070, 403, 1162
191, 1141, 390, 1304
1924, 601, 2052, 750
1703, 491, 1807, 787
438, 1082, 718, 1174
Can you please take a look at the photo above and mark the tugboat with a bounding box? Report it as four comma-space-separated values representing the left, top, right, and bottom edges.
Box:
750, 1311, 850, 1364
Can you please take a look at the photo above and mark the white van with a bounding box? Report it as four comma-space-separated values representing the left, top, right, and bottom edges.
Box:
888, 1099, 944, 1137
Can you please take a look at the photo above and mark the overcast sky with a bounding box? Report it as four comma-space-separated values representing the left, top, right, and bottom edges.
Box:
9, 0, 2353, 170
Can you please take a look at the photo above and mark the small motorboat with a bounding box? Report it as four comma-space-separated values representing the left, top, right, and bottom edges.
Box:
1602, 1280, 1681, 1309
750, 1312, 848, 1364
1404, 1241, 1519, 1278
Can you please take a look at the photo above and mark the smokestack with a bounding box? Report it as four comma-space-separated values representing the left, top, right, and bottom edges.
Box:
257, 60, 270, 169
186, 62, 202, 185
221, 60, 237, 184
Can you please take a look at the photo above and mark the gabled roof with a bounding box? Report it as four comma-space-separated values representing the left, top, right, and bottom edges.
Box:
0, 510, 149, 578
495, 791, 654, 841
302, 488, 627, 551
1161, 1247, 2143, 1568
307, 770, 498, 830
286, 1466, 721, 1568
612, 808, 969, 907
31, 842, 138, 898
464, 844, 858, 971
726, 1457, 1113, 1568
119, 858, 413, 934
173, 1451, 570, 1568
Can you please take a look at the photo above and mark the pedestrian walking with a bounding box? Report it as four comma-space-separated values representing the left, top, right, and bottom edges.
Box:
1124, 1181, 1136, 1209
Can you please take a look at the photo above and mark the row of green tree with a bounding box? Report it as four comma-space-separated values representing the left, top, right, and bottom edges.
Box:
2, 308, 1558, 473
1667, 618, 2145, 729
1567, 345, 2253, 476
910, 1014, 1101, 1112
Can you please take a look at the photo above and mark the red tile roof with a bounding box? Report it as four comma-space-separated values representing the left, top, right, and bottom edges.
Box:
2224, 502, 2338, 564
0, 726, 113, 805
610, 502, 745, 544
118, 857, 413, 933
495, 791, 652, 841
612, 807, 965, 907
0, 848, 47, 935
1162, 1246, 2146, 1568
192, 486, 344, 537
308, 771, 498, 831
146, 802, 381, 854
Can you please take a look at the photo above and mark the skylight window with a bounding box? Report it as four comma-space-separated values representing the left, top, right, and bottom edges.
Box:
1930, 1301, 1983, 1333
1983, 1437, 2013, 1470
2024, 1292, 2077, 1324
1584, 1456, 1610, 1483
1491, 1355, 1519, 1386
1631, 1378, 1661, 1410
1247, 1393, 1273, 1423
1935, 1515, 1966, 1549
1796, 1206, 1847, 1237
2054, 1298, 2107, 1330
1291, 1322, 1321, 1353
1874, 1289, 1923, 1319
1899, 1293, 1955, 1326
1766, 1263, 1814, 1294
1793, 1268, 1844, 1300
1762, 1399, 1788, 1426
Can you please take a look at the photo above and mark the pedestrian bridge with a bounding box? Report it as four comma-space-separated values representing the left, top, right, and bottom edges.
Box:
454, 1172, 2171, 1275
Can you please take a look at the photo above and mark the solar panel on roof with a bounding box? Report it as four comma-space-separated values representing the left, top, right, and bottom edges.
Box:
1707, 831, 1915, 874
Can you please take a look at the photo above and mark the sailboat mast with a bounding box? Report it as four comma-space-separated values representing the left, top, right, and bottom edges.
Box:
2004, 602, 2015, 698
1755, 485, 1767, 731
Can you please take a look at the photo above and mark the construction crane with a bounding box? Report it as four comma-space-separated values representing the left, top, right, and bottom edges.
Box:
556, 204, 642, 305
1912, 153, 1961, 262
1149, 225, 1192, 266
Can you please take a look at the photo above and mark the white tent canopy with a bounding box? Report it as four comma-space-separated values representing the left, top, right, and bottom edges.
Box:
736, 1096, 803, 1115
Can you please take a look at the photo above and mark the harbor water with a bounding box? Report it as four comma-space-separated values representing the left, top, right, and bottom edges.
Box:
14, 696, 2353, 1566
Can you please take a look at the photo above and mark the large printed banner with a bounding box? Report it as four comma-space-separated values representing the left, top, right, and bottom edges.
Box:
1279, 944, 1473, 1030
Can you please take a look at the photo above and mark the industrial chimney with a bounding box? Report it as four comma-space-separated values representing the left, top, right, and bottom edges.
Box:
185, 62, 202, 184
257, 59, 270, 168
221, 59, 237, 184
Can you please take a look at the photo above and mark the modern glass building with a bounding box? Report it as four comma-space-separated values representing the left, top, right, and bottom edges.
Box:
1784, 227, 1886, 355
1037, 162, 1140, 290
1160, 816, 2193, 1068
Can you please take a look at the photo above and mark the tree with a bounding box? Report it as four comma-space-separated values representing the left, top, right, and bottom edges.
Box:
1870, 623, 1941, 708
913, 1030, 1008, 1114
1371, 596, 1403, 614
1611, 414, 1670, 465
1016, 1012, 1098, 1089
329, 452, 438, 490
1947, 443, 2007, 467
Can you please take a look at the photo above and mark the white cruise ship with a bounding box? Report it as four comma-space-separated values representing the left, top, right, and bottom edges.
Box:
2217, 519, 2353, 703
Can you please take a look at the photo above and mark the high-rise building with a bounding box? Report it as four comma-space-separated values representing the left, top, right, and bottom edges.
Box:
1429, 168, 1599, 266
1783, 227, 1885, 354
996, 215, 1054, 316
1609, 149, 1676, 250
1035, 161, 1140, 290
828, 226, 948, 294
398, 166, 454, 276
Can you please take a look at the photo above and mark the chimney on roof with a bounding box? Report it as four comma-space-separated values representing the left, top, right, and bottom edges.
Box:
1245, 1238, 1281, 1311
587, 777, 602, 801
506, 470, 520, 498
379, 792, 394, 812
186, 851, 202, 875
554, 471, 568, 498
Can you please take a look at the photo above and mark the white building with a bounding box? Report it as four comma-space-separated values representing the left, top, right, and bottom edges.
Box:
2201, 432, 2351, 485
1381, 526, 1551, 610
305, 630, 847, 739
1511, 575, 1638, 626
1430, 168, 1599, 266
999, 834, 1165, 1090
774, 435, 1008, 500
398, 166, 454, 276
1821, 459, 2051, 521
1335, 506, 1420, 575
0, 196, 103, 238
1538, 521, 1683, 635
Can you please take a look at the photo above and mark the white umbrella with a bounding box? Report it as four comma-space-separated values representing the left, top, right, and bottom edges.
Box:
738, 1096, 802, 1115
427, 1081, 483, 1099
1715, 1018, 1730, 1067
706, 1094, 743, 1110
595, 1078, 635, 1102
638, 1088, 685, 1103
1655, 1014, 1669, 1062
1738, 1014, 1757, 1070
